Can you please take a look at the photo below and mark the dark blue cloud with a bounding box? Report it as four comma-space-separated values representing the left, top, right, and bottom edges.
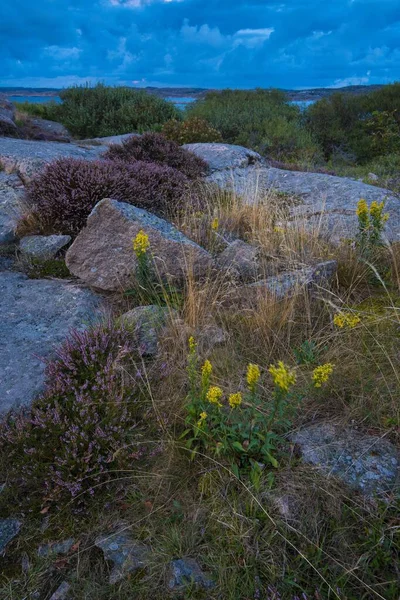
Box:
0, 0, 399, 88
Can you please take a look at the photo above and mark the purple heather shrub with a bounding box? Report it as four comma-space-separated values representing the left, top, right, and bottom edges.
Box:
0, 322, 141, 510
27, 157, 195, 236
104, 132, 209, 179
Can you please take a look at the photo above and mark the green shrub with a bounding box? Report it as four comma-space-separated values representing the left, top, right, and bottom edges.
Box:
55, 83, 180, 139
104, 132, 208, 179
13, 100, 60, 120
162, 117, 223, 144
186, 88, 321, 163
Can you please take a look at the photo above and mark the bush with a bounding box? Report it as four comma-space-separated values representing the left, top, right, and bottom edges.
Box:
27, 158, 194, 235
186, 88, 321, 163
0, 323, 140, 509
55, 83, 180, 138
162, 117, 223, 144
105, 132, 208, 179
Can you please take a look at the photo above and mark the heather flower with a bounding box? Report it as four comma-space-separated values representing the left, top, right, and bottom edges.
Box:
312, 363, 334, 388
206, 386, 223, 407
247, 363, 260, 393
228, 392, 242, 409
133, 230, 150, 257
268, 361, 296, 392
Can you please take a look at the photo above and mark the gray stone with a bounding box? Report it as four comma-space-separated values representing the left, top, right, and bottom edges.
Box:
168, 558, 214, 590
217, 239, 259, 282
226, 261, 337, 307
38, 538, 75, 558
183, 142, 263, 172
0, 518, 21, 554
120, 305, 176, 357
66, 198, 214, 291
203, 146, 400, 243
0, 136, 104, 183
29, 118, 71, 142
292, 423, 400, 497
48, 581, 71, 600
0, 171, 25, 244
0, 272, 103, 413
20, 235, 71, 260
197, 324, 230, 353
95, 532, 149, 584
368, 172, 379, 182
80, 133, 140, 146
0, 97, 17, 134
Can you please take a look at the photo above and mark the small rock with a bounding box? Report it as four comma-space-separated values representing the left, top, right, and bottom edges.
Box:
168, 558, 214, 590
368, 172, 379, 182
80, 133, 140, 146
0, 518, 22, 554
20, 234, 71, 260
120, 305, 176, 357
292, 422, 400, 497
48, 581, 71, 600
217, 239, 259, 282
0, 96, 17, 134
37, 538, 75, 558
95, 532, 149, 584
66, 198, 214, 292
182, 143, 263, 172
197, 324, 230, 353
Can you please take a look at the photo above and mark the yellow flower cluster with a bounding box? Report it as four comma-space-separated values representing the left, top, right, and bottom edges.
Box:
201, 360, 212, 389
133, 230, 150, 257
197, 411, 207, 427
268, 361, 296, 392
369, 200, 389, 223
274, 226, 285, 234
228, 392, 242, 409
188, 336, 197, 353
247, 363, 260, 392
211, 217, 219, 232
312, 363, 334, 388
333, 312, 361, 329
356, 198, 368, 220
206, 386, 223, 407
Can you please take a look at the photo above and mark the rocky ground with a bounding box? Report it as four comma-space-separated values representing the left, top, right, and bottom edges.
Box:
1, 128, 399, 599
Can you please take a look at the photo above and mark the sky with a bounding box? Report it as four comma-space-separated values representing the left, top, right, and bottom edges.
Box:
1, 0, 400, 90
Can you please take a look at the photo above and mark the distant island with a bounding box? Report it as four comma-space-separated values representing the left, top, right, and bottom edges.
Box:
0, 84, 385, 102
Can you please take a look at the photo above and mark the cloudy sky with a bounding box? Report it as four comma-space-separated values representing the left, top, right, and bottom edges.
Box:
1, 0, 399, 89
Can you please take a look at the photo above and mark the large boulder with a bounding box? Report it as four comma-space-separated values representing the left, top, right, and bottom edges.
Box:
0, 272, 103, 413
190, 142, 400, 243
292, 422, 400, 497
66, 199, 214, 291
0, 136, 104, 183
182, 143, 263, 172
0, 96, 17, 134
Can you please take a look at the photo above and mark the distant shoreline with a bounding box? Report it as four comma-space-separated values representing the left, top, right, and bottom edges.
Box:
0, 84, 385, 102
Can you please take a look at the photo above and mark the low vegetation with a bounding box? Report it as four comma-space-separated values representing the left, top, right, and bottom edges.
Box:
162, 117, 223, 144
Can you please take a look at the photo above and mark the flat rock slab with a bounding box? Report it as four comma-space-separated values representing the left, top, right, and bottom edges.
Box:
95, 532, 149, 584
0, 136, 104, 183
292, 423, 400, 497
80, 133, 140, 146
0, 272, 103, 413
168, 558, 214, 590
183, 142, 263, 172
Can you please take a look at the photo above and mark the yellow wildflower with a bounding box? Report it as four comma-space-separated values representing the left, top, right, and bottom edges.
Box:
206, 386, 223, 407
228, 392, 242, 409
197, 411, 207, 427
201, 360, 213, 389
312, 363, 334, 388
247, 363, 260, 393
211, 217, 219, 231
274, 226, 285, 234
133, 230, 150, 257
188, 336, 197, 353
356, 199, 368, 219
369, 200, 389, 223
268, 361, 296, 392
333, 312, 361, 329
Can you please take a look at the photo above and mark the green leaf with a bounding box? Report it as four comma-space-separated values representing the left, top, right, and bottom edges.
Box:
232, 441, 245, 453
265, 452, 279, 468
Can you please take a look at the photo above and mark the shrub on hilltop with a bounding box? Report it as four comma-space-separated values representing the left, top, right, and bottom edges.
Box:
162, 117, 223, 144
47, 83, 180, 139
27, 157, 194, 235
186, 88, 321, 164
105, 132, 209, 179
